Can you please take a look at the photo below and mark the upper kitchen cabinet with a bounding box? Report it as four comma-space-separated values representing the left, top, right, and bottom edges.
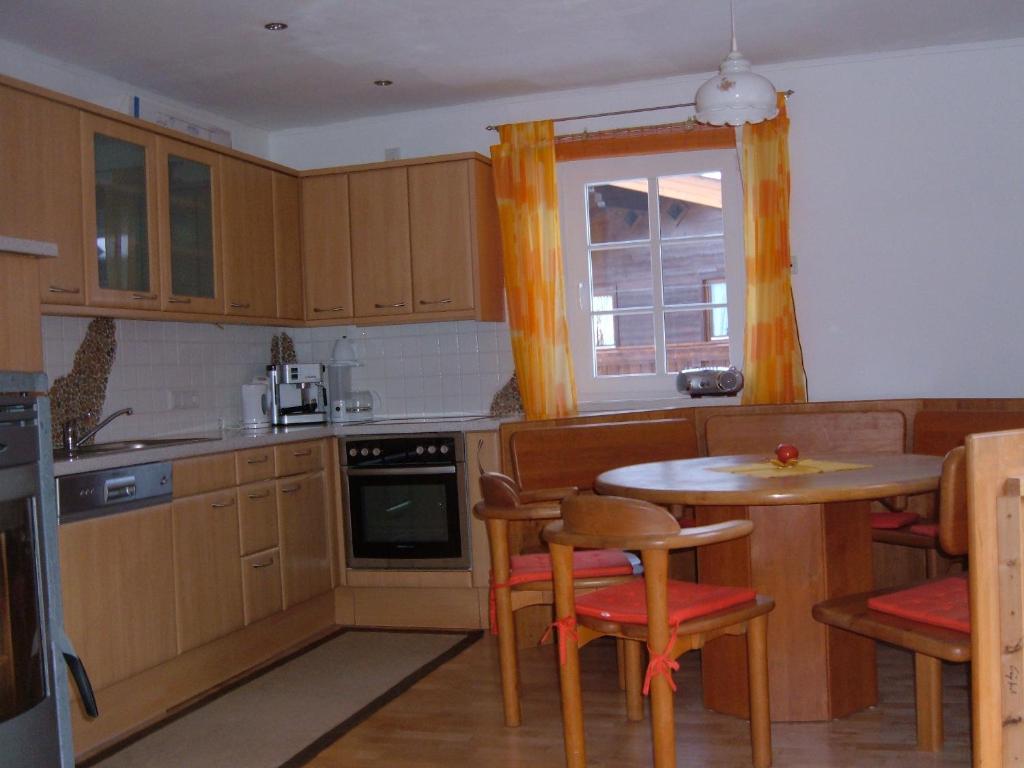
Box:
156, 137, 223, 314
220, 156, 277, 319
273, 172, 305, 321
349, 167, 413, 318
0, 85, 84, 305
81, 113, 162, 310
301, 174, 352, 322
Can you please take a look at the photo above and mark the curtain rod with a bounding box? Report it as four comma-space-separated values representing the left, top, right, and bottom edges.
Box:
484, 90, 794, 132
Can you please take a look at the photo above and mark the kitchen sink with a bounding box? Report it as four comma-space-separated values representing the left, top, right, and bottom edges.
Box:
54, 435, 220, 460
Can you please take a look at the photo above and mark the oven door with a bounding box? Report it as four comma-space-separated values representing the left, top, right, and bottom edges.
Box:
344, 465, 470, 570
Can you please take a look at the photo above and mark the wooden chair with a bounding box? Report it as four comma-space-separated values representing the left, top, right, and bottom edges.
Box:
812, 446, 969, 752
473, 472, 641, 727
543, 494, 774, 768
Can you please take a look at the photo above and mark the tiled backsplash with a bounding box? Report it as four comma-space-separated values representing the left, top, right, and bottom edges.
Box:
42, 317, 515, 439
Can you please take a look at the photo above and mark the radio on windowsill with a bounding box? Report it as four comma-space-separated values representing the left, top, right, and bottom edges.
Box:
676, 366, 744, 398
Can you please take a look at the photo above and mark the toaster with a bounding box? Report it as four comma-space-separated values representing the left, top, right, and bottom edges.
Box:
676, 366, 744, 398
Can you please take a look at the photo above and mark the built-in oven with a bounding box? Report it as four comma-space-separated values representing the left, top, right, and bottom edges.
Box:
341, 433, 470, 570
0, 373, 95, 767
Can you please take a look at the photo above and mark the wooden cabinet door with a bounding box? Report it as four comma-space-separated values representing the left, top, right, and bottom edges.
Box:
241, 549, 284, 625
220, 156, 277, 318
81, 113, 162, 310
0, 255, 43, 372
171, 490, 244, 652
349, 167, 412, 318
301, 174, 352, 321
273, 172, 304, 320
58, 504, 177, 690
0, 86, 83, 304
409, 161, 475, 314
238, 480, 279, 556
277, 471, 331, 607
156, 137, 223, 314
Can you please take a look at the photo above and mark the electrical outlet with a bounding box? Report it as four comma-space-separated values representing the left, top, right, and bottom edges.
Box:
170, 390, 200, 410
384, 147, 401, 161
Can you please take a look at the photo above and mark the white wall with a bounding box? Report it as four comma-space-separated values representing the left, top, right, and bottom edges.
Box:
271, 40, 1024, 401
0, 39, 270, 157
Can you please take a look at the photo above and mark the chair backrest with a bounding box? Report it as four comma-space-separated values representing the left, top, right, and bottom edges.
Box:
912, 409, 1024, 456
508, 418, 699, 492
964, 427, 1024, 765
704, 410, 906, 456
938, 446, 967, 555
478, 471, 521, 509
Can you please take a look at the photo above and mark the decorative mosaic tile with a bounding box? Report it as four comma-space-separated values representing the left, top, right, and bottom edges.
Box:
270, 332, 297, 366
489, 372, 523, 416
49, 317, 117, 447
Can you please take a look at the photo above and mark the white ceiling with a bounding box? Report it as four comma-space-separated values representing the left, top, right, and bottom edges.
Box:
4, 0, 1024, 131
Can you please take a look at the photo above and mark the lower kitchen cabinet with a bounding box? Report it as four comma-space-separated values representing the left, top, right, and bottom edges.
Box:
241, 549, 284, 624
171, 489, 245, 652
58, 504, 177, 690
278, 471, 331, 607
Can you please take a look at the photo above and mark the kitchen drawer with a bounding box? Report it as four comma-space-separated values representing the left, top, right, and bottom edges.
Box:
236, 446, 276, 484
240, 548, 283, 625
173, 452, 236, 498
238, 480, 278, 555
275, 440, 323, 477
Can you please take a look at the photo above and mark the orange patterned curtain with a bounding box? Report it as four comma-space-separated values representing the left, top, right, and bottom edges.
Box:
491, 121, 578, 419
740, 94, 808, 404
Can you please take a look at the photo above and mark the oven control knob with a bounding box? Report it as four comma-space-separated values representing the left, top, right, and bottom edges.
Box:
439, 445, 449, 455
415, 446, 425, 455
427, 445, 437, 454
348, 448, 358, 457
372, 447, 381, 457
360, 448, 369, 456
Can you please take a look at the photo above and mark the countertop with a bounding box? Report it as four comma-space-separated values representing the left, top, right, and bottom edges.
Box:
52, 415, 509, 476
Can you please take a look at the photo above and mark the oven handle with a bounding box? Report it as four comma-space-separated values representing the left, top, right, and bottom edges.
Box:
345, 466, 457, 476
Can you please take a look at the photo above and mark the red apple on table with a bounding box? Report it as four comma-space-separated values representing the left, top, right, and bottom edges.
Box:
775, 443, 800, 464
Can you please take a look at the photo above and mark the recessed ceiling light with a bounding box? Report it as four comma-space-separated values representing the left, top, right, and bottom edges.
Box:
374, 80, 394, 87
264, 22, 288, 31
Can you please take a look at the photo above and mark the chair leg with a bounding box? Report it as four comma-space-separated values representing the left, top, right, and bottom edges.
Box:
616, 637, 626, 690
746, 614, 772, 768
624, 638, 644, 722
925, 548, 940, 580
495, 591, 521, 727
914, 653, 944, 751
551, 543, 587, 768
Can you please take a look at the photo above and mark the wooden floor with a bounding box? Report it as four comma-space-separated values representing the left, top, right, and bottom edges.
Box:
307, 635, 970, 767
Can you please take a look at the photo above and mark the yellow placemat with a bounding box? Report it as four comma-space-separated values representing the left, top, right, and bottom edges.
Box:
711, 459, 871, 478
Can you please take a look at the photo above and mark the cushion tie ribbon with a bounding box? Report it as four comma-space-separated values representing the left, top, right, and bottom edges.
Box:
643, 623, 681, 695
541, 615, 578, 666
488, 576, 510, 635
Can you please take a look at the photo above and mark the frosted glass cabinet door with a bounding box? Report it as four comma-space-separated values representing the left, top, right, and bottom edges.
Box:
157, 137, 223, 314
81, 114, 161, 309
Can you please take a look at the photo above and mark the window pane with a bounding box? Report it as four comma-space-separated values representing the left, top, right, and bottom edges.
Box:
662, 238, 725, 306
658, 173, 724, 239
594, 313, 655, 376
665, 310, 731, 371
588, 180, 649, 245
591, 246, 652, 309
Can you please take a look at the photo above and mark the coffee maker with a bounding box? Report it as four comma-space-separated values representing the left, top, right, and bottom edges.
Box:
266, 363, 329, 426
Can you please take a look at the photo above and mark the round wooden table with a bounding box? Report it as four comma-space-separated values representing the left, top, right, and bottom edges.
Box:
595, 453, 943, 722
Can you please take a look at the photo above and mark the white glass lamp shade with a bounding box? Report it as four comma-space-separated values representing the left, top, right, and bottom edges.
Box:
694, 49, 778, 126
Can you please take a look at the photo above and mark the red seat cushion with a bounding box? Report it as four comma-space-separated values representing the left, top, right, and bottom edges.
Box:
867, 576, 970, 634
575, 577, 756, 626
508, 549, 640, 587
908, 522, 939, 538
870, 511, 919, 529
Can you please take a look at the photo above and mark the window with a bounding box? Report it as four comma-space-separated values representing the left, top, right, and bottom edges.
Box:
558, 150, 744, 401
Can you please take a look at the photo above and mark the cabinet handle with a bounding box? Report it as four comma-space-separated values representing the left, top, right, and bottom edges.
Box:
281, 484, 301, 494
251, 558, 275, 569
418, 298, 453, 305
313, 305, 345, 313
129, 293, 157, 301
247, 490, 271, 500
374, 301, 407, 309
246, 455, 269, 464
168, 296, 192, 304
48, 285, 81, 294
211, 497, 236, 508
292, 449, 312, 457
230, 302, 251, 309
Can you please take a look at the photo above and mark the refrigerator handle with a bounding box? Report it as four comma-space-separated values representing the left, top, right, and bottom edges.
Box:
55, 628, 98, 718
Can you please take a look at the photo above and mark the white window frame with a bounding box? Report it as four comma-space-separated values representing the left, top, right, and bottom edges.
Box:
557, 149, 745, 404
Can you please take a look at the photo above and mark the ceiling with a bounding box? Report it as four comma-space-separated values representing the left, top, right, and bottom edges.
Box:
4, 0, 1024, 131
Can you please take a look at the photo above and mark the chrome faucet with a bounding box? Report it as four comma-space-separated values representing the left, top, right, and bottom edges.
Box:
62, 408, 134, 454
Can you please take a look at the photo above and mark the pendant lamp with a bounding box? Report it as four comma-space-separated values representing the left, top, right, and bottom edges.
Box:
694, 0, 777, 126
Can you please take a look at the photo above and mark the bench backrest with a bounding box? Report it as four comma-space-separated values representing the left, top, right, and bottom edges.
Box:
508, 418, 699, 492
704, 410, 907, 456
913, 410, 1024, 456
